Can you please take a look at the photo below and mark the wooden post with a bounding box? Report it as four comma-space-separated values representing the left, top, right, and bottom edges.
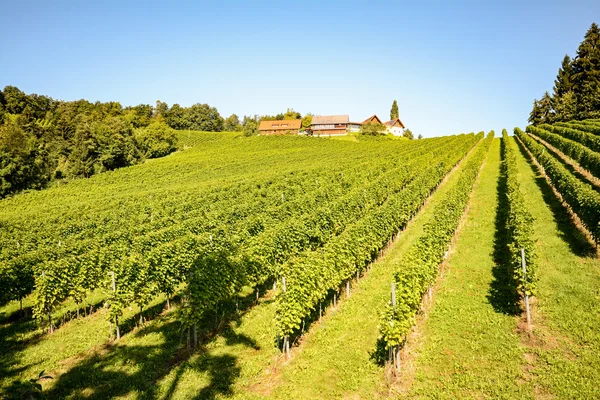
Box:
284, 336, 290, 359
256, 287, 259, 302
209, 234, 213, 246
346, 280, 350, 298
282, 277, 286, 293
111, 271, 120, 340
521, 248, 531, 331
319, 302, 322, 323
281, 193, 285, 203
47, 309, 53, 334
333, 292, 337, 307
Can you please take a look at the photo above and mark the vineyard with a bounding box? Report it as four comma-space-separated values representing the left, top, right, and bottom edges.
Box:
1, 123, 600, 399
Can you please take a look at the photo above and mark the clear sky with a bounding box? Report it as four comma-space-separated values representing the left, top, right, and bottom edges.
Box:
1, 0, 598, 137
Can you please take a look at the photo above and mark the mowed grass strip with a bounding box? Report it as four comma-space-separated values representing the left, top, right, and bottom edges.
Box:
250, 138, 487, 400
514, 136, 600, 399
407, 138, 532, 399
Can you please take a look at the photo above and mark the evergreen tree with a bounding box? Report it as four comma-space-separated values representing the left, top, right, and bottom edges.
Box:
553, 55, 574, 98
572, 22, 600, 119
529, 99, 543, 125
539, 92, 555, 123
553, 91, 577, 122
390, 100, 399, 120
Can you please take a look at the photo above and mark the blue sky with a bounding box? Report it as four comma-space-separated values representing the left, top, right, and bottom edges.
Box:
1, 0, 599, 137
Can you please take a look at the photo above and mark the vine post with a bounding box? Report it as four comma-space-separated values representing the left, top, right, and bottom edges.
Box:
111, 271, 120, 340
282, 276, 290, 359
390, 282, 400, 371
521, 248, 531, 331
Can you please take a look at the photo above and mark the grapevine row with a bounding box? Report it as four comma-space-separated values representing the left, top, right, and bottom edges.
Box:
515, 127, 600, 243
501, 129, 537, 298
527, 125, 600, 179
275, 133, 484, 344
378, 132, 493, 365
539, 123, 600, 153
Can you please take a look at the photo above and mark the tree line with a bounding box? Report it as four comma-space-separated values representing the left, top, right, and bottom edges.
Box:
0, 86, 235, 198
529, 23, 600, 125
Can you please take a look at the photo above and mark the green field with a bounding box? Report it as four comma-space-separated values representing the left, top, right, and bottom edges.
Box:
1, 122, 600, 399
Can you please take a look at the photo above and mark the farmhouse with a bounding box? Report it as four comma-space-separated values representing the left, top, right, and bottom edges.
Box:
258, 119, 302, 135
384, 118, 406, 136
311, 115, 349, 136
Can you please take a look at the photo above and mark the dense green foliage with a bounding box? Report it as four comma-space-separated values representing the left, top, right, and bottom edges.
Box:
530, 23, 600, 124
0, 133, 479, 342
0, 86, 213, 197
379, 132, 493, 353
359, 121, 387, 136
390, 100, 399, 120
501, 129, 538, 297
275, 134, 481, 339
526, 125, 600, 179
515, 127, 600, 242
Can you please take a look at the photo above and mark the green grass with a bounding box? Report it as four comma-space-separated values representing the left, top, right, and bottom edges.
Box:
407, 138, 532, 399
513, 136, 600, 399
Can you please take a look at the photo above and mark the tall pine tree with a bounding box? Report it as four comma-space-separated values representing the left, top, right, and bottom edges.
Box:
528, 99, 543, 125
571, 22, 600, 119
390, 100, 399, 120
553, 55, 574, 98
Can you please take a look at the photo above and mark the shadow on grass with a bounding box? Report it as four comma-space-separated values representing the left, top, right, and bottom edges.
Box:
488, 137, 520, 316
514, 137, 595, 258
38, 284, 266, 399
41, 318, 255, 400
0, 317, 44, 384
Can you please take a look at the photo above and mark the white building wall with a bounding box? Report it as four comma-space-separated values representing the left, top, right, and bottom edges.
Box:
387, 126, 404, 136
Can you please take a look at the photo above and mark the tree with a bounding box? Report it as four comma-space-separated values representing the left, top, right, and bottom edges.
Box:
359, 121, 386, 136
553, 55, 574, 98
0, 117, 47, 196
390, 100, 399, 120
3, 86, 27, 115
571, 23, 600, 119
165, 104, 187, 130
301, 114, 312, 130
283, 108, 301, 120
155, 101, 169, 120
403, 128, 414, 140
134, 121, 177, 158
553, 91, 577, 122
538, 92, 555, 123
528, 99, 544, 125
243, 119, 259, 137
417, 134, 423, 139
224, 114, 242, 131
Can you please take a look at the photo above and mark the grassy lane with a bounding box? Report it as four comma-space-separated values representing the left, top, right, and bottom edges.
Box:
407, 138, 532, 399
249, 138, 487, 400
514, 137, 600, 399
